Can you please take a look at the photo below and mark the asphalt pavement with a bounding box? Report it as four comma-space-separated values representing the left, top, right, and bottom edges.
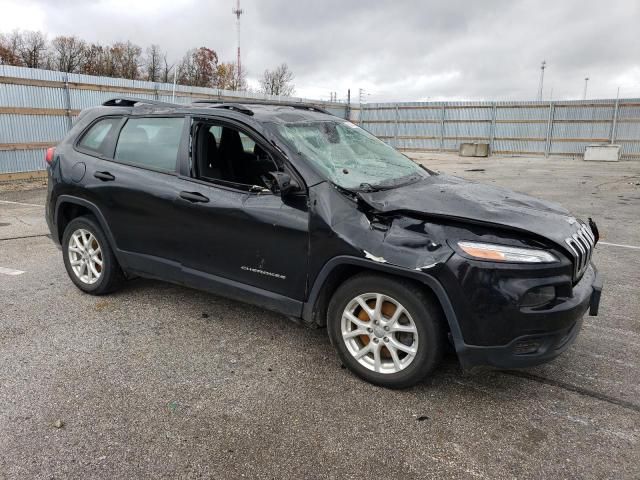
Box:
0, 155, 638, 479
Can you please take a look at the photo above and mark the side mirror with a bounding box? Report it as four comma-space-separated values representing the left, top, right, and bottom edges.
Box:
267, 171, 299, 196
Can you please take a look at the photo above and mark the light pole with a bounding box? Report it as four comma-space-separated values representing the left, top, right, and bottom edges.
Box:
583, 77, 589, 100
537, 60, 546, 101
172, 66, 180, 103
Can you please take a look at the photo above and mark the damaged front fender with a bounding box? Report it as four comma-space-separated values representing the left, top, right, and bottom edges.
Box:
308, 182, 454, 274
302, 181, 458, 331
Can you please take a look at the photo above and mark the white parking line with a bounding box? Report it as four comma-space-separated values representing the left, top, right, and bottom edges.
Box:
0, 200, 44, 208
599, 241, 640, 251
0, 266, 25, 276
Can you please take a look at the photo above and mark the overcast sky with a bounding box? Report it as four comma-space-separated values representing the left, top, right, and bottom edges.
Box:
2, 0, 639, 102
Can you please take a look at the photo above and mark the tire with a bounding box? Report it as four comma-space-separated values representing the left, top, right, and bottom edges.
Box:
61, 215, 124, 295
327, 273, 445, 389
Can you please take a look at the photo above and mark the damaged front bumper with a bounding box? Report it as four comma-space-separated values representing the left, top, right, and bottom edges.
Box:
454, 264, 602, 371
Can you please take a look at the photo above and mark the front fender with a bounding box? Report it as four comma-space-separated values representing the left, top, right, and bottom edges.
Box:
302, 255, 465, 352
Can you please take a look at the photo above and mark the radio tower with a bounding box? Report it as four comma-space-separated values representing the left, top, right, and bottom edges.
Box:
232, 0, 244, 85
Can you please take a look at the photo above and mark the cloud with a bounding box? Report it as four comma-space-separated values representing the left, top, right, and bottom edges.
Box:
4, 0, 640, 101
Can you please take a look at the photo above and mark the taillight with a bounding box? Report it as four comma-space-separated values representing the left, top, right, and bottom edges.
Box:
45, 147, 56, 165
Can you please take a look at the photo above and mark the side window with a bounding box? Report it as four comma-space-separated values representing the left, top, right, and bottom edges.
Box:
194, 123, 277, 189
114, 117, 185, 172
77, 117, 121, 156
239, 132, 256, 154
209, 125, 222, 139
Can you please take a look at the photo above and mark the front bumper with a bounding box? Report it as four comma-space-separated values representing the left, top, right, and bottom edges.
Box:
456, 264, 602, 371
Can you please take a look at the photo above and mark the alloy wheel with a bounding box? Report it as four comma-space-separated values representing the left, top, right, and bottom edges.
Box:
68, 228, 103, 285
341, 293, 419, 374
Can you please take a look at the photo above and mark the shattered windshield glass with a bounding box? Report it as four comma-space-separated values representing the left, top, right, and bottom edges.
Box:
271, 120, 429, 190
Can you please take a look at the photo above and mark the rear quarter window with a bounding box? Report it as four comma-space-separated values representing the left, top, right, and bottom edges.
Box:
114, 117, 185, 172
77, 117, 121, 156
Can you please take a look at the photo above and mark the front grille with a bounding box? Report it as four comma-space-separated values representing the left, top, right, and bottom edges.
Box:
565, 223, 595, 281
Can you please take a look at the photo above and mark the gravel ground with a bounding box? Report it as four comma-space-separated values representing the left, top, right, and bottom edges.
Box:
0, 155, 638, 479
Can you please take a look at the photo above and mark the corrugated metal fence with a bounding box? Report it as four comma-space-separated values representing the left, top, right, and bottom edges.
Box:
0, 65, 348, 174
356, 99, 640, 159
1, 65, 639, 174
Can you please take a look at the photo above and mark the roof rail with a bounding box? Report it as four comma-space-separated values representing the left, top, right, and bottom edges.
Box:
195, 102, 255, 116
192, 99, 331, 115
102, 97, 178, 108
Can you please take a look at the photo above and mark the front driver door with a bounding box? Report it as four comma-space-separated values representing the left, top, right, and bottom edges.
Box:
175, 120, 310, 304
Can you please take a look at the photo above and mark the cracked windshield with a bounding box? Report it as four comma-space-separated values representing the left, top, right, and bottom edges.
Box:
274, 120, 429, 190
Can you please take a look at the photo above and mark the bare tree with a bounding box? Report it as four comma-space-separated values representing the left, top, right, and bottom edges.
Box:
160, 53, 174, 83
18, 30, 48, 68
121, 41, 142, 79
145, 44, 163, 82
178, 47, 218, 87
51, 35, 86, 73
102, 45, 119, 77
80, 43, 105, 76
177, 50, 194, 85
215, 62, 247, 91
260, 63, 295, 96
0, 31, 22, 65
0, 43, 14, 65
0, 29, 250, 90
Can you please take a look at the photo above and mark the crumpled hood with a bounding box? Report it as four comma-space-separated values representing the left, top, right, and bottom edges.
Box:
357, 174, 583, 248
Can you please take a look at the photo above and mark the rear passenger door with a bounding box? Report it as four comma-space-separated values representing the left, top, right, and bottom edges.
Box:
78, 115, 188, 275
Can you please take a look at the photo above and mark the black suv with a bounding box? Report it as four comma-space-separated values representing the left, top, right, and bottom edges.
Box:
45, 98, 603, 388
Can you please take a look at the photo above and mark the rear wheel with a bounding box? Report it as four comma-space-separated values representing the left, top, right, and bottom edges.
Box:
62, 215, 124, 295
328, 273, 445, 388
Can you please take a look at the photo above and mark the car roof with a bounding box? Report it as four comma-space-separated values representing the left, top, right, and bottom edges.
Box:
98, 97, 340, 125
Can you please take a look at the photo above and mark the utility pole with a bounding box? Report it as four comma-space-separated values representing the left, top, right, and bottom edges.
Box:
537, 60, 546, 101
232, 0, 244, 87
611, 86, 620, 144
172, 66, 179, 102
583, 77, 589, 100
359, 88, 365, 104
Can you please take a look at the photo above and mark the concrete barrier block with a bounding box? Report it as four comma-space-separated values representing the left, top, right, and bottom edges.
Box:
584, 144, 621, 162
460, 142, 490, 157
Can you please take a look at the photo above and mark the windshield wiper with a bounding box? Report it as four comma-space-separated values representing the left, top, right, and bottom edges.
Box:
358, 182, 382, 192
376, 173, 424, 189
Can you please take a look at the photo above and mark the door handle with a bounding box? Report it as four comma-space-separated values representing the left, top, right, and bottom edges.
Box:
94, 171, 115, 181
179, 191, 209, 203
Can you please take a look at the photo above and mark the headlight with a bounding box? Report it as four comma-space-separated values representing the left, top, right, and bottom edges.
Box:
457, 241, 558, 263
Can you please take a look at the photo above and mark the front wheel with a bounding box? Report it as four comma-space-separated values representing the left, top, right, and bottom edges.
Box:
327, 273, 445, 388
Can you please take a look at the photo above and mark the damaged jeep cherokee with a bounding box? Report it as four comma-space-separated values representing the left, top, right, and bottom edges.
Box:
45, 98, 603, 388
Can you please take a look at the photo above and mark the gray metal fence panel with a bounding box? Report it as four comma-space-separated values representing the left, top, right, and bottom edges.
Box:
359, 99, 640, 159
0, 84, 68, 109
2, 65, 640, 174
0, 149, 46, 173
0, 65, 349, 174
494, 122, 547, 138
0, 114, 68, 143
